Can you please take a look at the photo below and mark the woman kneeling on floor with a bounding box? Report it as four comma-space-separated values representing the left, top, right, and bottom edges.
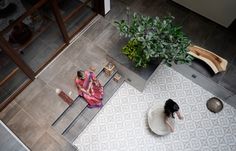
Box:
164, 99, 184, 132
75, 70, 104, 108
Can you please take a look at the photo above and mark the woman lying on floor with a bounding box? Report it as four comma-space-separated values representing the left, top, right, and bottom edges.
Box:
75, 70, 104, 108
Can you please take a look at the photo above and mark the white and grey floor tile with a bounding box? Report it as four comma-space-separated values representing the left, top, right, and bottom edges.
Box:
73, 64, 236, 151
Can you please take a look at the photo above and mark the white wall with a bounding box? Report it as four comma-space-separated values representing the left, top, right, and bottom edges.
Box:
104, 0, 111, 15
172, 0, 236, 27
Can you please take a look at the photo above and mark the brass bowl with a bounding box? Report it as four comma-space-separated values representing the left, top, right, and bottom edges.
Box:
206, 97, 223, 113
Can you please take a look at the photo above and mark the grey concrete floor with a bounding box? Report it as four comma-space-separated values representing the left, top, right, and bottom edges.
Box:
1, 0, 236, 150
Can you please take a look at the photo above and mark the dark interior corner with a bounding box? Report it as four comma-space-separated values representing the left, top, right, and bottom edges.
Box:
229, 18, 236, 34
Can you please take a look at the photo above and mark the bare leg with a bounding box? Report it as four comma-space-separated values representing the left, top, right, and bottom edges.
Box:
165, 117, 175, 132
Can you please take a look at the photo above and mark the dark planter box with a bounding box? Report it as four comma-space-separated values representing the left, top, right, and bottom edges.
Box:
106, 47, 162, 92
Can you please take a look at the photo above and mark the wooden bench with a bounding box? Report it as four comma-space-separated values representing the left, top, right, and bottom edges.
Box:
187, 45, 228, 74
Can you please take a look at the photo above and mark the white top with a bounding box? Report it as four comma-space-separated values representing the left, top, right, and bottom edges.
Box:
148, 104, 175, 135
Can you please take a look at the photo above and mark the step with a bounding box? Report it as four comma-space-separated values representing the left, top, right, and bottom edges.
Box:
52, 66, 105, 125
60, 69, 117, 134
63, 75, 125, 143
52, 98, 87, 134
51, 68, 105, 133
97, 68, 117, 86
52, 68, 117, 134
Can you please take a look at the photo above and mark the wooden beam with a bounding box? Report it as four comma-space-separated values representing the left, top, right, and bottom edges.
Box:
50, 0, 70, 44
0, 35, 35, 80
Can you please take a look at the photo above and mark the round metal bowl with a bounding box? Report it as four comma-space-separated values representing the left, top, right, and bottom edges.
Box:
206, 97, 223, 113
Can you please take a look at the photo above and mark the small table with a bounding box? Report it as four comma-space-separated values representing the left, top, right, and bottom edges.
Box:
147, 104, 174, 135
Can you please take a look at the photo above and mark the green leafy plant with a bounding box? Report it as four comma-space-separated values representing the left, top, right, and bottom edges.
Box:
122, 39, 150, 67
115, 12, 193, 67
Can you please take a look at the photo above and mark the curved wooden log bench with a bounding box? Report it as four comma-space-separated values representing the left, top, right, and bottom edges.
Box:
187, 45, 228, 74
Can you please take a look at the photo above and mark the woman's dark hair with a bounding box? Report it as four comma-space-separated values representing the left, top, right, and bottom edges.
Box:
77, 70, 84, 78
164, 99, 179, 118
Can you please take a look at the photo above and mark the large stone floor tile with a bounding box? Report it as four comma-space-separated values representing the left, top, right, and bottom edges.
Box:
182, 13, 216, 46
48, 61, 79, 100
15, 78, 46, 108
73, 43, 107, 70
0, 101, 21, 123
64, 36, 108, 72
63, 36, 90, 66
47, 127, 78, 151
6, 110, 45, 148
31, 132, 61, 151
129, 0, 163, 14
225, 95, 236, 109
144, 0, 190, 25
23, 85, 68, 128
83, 17, 110, 42
104, 0, 127, 22
31, 132, 77, 151
38, 54, 71, 83
94, 24, 128, 54
204, 25, 236, 63
219, 64, 236, 94
47, 127, 68, 144
189, 59, 225, 83
118, 0, 134, 6
61, 42, 83, 65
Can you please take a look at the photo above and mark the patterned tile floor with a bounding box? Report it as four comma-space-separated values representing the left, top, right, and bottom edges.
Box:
73, 64, 236, 151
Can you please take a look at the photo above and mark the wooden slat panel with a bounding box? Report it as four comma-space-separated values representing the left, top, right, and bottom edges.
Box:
63, 0, 92, 22
50, 0, 70, 44
0, 67, 19, 86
